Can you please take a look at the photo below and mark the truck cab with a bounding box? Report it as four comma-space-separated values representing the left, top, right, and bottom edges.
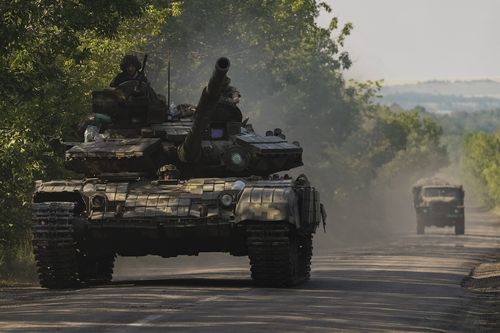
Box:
412, 180, 465, 235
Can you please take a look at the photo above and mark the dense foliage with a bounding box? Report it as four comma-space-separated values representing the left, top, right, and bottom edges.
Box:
0, 0, 447, 279
462, 132, 500, 208
0, 0, 178, 279
431, 109, 500, 136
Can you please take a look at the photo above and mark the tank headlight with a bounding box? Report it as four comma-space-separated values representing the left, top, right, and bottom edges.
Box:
219, 193, 233, 207
83, 183, 95, 193
231, 152, 243, 166
91, 195, 106, 210
231, 180, 246, 191
224, 147, 249, 172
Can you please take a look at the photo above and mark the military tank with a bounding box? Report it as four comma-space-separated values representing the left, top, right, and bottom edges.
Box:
32, 57, 326, 289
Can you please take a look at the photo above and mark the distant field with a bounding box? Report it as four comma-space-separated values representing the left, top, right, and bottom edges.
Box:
379, 79, 500, 112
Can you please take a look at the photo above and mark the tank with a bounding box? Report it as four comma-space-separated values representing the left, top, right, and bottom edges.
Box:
412, 177, 465, 235
31, 57, 326, 289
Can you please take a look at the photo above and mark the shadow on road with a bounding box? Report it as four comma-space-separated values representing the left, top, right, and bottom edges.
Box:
0, 268, 484, 332
110, 277, 253, 288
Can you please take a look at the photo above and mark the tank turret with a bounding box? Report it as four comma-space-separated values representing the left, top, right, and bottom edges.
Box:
65, 57, 303, 179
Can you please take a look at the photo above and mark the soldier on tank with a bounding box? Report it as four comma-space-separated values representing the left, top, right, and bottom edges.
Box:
106, 54, 168, 124
211, 78, 242, 123
222, 83, 241, 105
110, 54, 148, 87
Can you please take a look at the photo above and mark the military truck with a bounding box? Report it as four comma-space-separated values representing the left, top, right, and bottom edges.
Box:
31, 57, 326, 289
412, 177, 465, 235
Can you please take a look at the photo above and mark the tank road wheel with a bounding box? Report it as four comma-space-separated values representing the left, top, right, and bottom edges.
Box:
455, 218, 465, 235
417, 218, 425, 235
247, 222, 312, 287
79, 253, 116, 285
32, 202, 81, 289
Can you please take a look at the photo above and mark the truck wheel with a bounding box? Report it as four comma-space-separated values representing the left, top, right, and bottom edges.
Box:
455, 218, 465, 235
417, 219, 425, 235
247, 222, 310, 287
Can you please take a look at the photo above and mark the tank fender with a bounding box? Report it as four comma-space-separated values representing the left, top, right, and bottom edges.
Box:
33, 180, 87, 212
296, 186, 323, 232
234, 186, 300, 226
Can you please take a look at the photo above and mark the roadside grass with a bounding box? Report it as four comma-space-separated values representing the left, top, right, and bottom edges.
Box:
0, 279, 35, 288
0, 236, 37, 286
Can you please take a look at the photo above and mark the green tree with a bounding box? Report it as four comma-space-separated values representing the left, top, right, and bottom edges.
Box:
147, 0, 356, 142
0, 0, 178, 279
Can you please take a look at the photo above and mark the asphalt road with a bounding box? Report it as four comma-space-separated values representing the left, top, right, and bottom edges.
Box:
1, 211, 500, 332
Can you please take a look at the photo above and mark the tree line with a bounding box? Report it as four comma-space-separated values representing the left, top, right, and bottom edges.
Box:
462, 131, 500, 208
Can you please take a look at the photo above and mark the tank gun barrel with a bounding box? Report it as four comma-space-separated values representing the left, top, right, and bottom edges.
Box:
179, 57, 230, 162
207, 57, 230, 96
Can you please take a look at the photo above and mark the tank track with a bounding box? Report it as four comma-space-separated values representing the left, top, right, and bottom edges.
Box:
247, 223, 313, 287
32, 202, 81, 289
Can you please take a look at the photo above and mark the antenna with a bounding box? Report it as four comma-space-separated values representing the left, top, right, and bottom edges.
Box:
140, 54, 148, 78
167, 52, 171, 108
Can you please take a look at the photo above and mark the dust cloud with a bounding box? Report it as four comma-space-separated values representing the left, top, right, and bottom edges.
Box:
114, 12, 455, 277
314, 154, 455, 251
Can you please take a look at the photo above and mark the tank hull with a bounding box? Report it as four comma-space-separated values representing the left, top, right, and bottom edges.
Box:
32, 176, 322, 288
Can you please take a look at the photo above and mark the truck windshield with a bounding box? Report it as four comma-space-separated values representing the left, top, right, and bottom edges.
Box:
423, 187, 459, 198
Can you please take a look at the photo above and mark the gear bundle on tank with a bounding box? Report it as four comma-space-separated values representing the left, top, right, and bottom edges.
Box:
31, 57, 326, 289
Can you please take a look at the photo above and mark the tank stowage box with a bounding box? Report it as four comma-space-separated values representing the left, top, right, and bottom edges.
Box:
412, 177, 465, 235
31, 57, 326, 289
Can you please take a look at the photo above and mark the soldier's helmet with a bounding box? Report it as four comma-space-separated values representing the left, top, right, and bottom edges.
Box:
120, 55, 141, 71
158, 164, 180, 180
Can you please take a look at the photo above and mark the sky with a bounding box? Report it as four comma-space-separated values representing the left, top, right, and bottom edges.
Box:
317, 0, 500, 83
